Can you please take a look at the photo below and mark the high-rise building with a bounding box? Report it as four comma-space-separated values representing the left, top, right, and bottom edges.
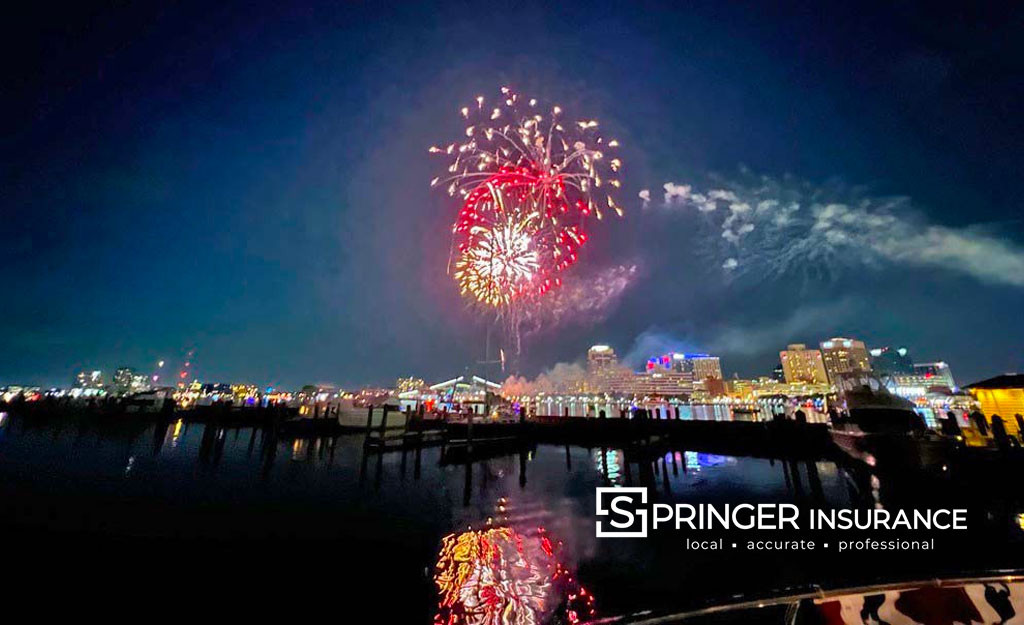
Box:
587, 345, 618, 373
76, 370, 104, 389
667, 353, 723, 381
869, 346, 914, 376
130, 373, 149, 393
779, 344, 829, 384
771, 363, 786, 382
656, 352, 722, 381
819, 337, 871, 382
114, 367, 136, 395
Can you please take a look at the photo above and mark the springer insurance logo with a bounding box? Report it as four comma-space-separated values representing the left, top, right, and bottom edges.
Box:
595, 487, 649, 537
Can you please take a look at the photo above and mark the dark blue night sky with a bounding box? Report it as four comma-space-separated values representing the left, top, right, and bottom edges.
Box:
3, 1, 1023, 388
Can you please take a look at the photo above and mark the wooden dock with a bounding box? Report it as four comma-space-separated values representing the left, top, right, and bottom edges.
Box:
349, 406, 835, 462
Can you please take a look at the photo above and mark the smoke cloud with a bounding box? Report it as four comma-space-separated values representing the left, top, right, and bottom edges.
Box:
622, 297, 863, 368
522, 263, 639, 333
653, 171, 1024, 287
502, 361, 588, 395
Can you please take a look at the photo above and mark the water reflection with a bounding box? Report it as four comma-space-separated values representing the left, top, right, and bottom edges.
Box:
592, 449, 623, 485
0, 411, 1021, 622
433, 502, 595, 625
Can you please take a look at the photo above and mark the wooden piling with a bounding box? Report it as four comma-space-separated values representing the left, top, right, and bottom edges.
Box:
363, 405, 374, 448
378, 405, 389, 443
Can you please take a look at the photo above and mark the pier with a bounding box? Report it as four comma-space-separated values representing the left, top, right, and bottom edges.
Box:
347, 407, 836, 465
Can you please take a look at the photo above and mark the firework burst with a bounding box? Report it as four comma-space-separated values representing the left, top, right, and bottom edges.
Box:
431, 87, 624, 357
452, 185, 542, 307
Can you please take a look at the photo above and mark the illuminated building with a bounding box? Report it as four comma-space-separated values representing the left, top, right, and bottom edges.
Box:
727, 377, 832, 401
779, 344, 829, 384
114, 367, 136, 396
618, 361, 693, 396
667, 353, 723, 381
230, 384, 261, 405
2, 386, 41, 403
912, 362, 957, 391
966, 374, 1024, 435
395, 376, 426, 394
632, 367, 693, 396
75, 370, 104, 389
587, 345, 618, 373
695, 376, 727, 398
584, 346, 632, 394
869, 346, 914, 376
819, 337, 871, 382
888, 361, 958, 398
429, 375, 502, 413
131, 373, 149, 393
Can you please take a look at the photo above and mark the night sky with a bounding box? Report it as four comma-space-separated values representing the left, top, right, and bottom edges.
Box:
3, 1, 1023, 389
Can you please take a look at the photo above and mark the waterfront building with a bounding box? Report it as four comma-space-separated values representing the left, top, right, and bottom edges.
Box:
198, 383, 233, 402
667, 353, 723, 381
229, 384, 262, 405
114, 367, 136, 396
869, 346, 914, 376
771, 364, 786, 382
727, 377, 832, 401
693, 376, 727, 399
888, 361, 958, 398
75, 370, 104, 389
587, 345, 618, 374
395, 376, 427, 394
819, 337, 872, 382
726, 376, 833, 423
965, 374, 1024, 436
620, 363, 693, 396
131, 373, 149, 393
912, 362, 957, 391
1, 386, 41, 402
779, 344, 829, 384
429, 375, 502, 414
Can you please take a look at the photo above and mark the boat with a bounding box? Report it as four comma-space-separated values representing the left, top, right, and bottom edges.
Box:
829, 372, 953, 473
280, 397, 409, 435
331, 397, 407, 430
443, 405, 525, 446
584, 571, 1024, 625
123, 389, 175, 414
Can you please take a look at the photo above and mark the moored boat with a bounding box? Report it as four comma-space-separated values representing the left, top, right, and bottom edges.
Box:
829, 372, 953, 473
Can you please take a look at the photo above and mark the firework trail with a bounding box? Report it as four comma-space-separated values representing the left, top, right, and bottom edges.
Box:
642, 170, 1024, 288
431, 88, 625, 359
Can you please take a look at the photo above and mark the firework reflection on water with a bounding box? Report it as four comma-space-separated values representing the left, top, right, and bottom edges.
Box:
433, 497, 596, 625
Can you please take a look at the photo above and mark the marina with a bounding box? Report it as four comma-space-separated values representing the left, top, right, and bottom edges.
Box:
2, 402, 1024, 622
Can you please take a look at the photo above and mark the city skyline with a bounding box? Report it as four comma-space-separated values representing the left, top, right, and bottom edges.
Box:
3, 2, 1023, 388
14, 331, 970, 395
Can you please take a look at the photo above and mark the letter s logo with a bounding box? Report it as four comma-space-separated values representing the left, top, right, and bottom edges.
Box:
595, 487, 648, 537
609, 496, 635, 528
